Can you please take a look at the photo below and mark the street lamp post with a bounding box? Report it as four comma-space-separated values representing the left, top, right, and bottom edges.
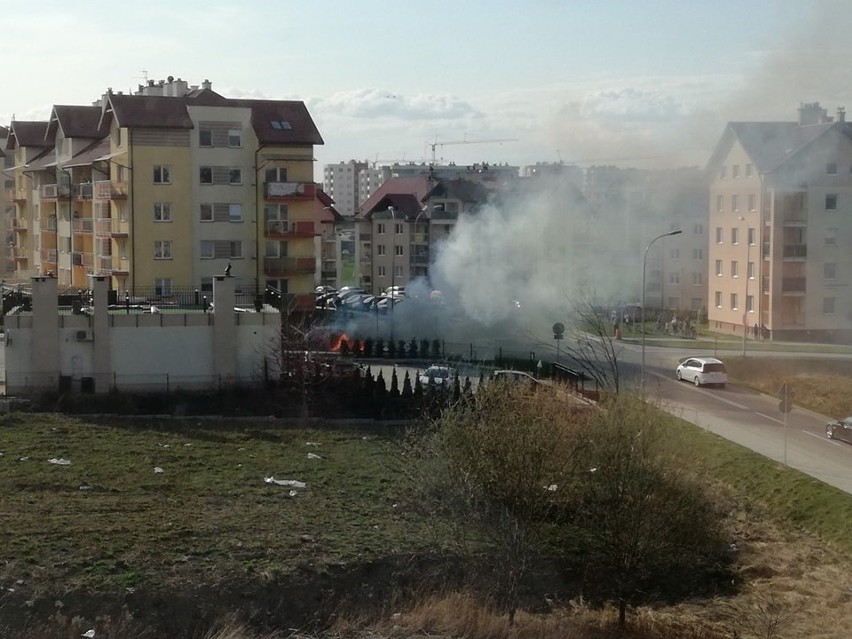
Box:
641, 229, 682, 390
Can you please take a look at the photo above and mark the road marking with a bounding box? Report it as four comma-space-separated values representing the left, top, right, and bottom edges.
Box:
754, 411, 785, 426
803, 430, 841, 446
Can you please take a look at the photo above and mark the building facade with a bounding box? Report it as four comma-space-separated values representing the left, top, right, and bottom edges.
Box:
706, 102, 852, 341
3, 77, 329, 311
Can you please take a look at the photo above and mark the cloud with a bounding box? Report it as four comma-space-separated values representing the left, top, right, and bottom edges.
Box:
315, 88, 481, 120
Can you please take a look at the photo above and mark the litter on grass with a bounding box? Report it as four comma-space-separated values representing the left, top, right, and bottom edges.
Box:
307, 452, 322, 460
264, 477, 306, 489
48, 457, 71, 466
154, 467, 164, 474
306, 441, 320, 447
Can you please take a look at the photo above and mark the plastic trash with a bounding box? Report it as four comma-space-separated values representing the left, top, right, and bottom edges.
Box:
48, 457, 71, 466
154, 467, 164, 474
307, 452, 322, 460
306, 441, 320, 447
82, 630, 95, 638
264, 477, 305, 489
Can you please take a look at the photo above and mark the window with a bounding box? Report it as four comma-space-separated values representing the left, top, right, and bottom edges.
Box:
693, 223, 703, 235
747, 227, 756, 244
748, 194, 756, 211
826, 228, 837, 245
228, 129, 242, 147
153, 165, 170, 184
716, 194, 723, 211
200, 204, 213, 222
154, 240, 172, 259
826, 194, 837, 210
229, 168, 242, 185
229, 204, 242, 222
154, 203, 171, 222
154, 278, 171, 296
394, 265, 403, 277
745, 163, 753, 177
731, 194, 739, 211
394, 222, 403, 234
693, 248, 703, 260
200, 167, 213, 184
715, 259, 723, 276
732, 164, 740, 178
199, 128, 212, 147
827, 162, 838, 175
228, 241, 242, 258
825, 262, 837, 280
378, 265, 386, 277
201, 240, 214, 259
669, 272, 680, 284
377, 245, 386, 256
715, 291, 722, 308
716, 227, 723, 243
377, 223, 386, 234
731, 261, 739, 277
731, 293, 738, 310
692, 273, 703, 285
395, 245, 403, 256
270, 120, 292, 130
824, 297, 836, 314
746, 295, 754, 313
731, 227, 739, 244
202, 240, 243, 259
265, 167, 287, 182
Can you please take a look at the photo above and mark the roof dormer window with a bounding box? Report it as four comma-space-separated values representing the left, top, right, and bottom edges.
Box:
270, 120, 292, 130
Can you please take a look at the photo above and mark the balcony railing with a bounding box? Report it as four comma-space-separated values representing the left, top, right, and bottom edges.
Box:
94, 180, 128, 200
72, 252, 94, 268
72, 218, 94, 234
74, 183, 94, 200
95, 217, 128, 236
9, 217, 28, 231
40, 217, 58, 232
783, 244, 807, 258
781, 277, 806, 293
263, 256, 315, 276
5, 187, 26, 202
40, 184, 71, 200
264, 220, 316, 236
10, 247, 28, 260
263, 181, 316, 200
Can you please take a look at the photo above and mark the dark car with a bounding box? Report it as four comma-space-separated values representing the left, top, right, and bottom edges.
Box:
826, 416, 852, 444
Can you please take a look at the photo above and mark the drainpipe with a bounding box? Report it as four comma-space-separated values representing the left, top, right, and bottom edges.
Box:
254, 145, 265, 290
130, 129, 136, 293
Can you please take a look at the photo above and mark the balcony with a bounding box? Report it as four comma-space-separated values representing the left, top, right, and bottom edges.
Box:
9, 217, 28, 231
263, 256, 315, 277
410, 254, 430, 266
40, 183, 71, 201
782, 244, 807, 259
5, 187, 26, 202
94, 180, 128, 200
263, 181, 316, 201
264, 220, 316, 237
74, 183, 94, 200
40, 217, 58, 232
10, 247, 28, 261
72, 218, 94, 234
781, 277, 806, 293
72, 252, 94, 268
95, 217, 128, 237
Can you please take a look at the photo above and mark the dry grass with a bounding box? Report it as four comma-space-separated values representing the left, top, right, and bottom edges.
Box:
724, 356, 852, 418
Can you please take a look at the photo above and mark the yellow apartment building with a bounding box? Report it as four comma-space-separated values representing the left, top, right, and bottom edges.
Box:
2, 77, 330, 311
707, 102, 852, 342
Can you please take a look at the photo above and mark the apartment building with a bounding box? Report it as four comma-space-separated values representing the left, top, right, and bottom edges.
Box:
0, 125, 13, 277
322, 160, 369, 217
355, 176, 491, 293
3, 77, 328, 311
706, 102, 852, 342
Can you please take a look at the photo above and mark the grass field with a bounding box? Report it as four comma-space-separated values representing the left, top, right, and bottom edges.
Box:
3, 356, 852, 637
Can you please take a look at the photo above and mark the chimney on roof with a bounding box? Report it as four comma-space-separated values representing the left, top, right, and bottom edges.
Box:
798, 102, 830, 126
202, 79, 212, 90
838, 107, 846, 123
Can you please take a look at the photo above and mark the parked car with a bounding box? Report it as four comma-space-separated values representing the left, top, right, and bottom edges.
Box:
419, 364, 453, 387
492, 369, 542, 385
825, 416, 852, 444
675, 356, 727, 388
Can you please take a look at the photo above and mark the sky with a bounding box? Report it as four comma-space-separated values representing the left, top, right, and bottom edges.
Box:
4, 0, 852, 173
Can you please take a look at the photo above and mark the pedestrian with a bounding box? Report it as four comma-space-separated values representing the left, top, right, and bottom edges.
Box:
753, 323, 759, 340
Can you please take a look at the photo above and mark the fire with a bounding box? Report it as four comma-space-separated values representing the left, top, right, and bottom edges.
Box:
330, 333, 349, 352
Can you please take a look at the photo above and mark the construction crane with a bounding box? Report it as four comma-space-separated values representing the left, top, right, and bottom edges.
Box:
429, 137, 518, 164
